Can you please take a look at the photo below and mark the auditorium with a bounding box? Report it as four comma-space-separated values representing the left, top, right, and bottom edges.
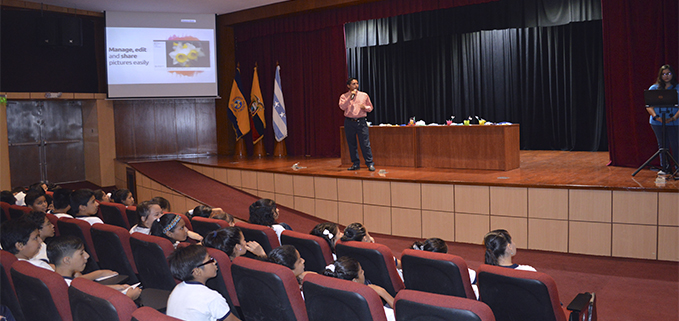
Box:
0, 0, 677, 320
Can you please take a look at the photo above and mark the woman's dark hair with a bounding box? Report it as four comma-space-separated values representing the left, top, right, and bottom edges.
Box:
249, 199, 277, 227
93, 190, 107, 202
168, 245, 208, 281
151, 213, 182, 242
483, 229, 512, 265
112, 189, 131, 204
655, 64, 678, 88
0, 190, 16, 205
341, 222, 367, 242
311, 222, 339, 249
151, 197, 171, 211
192, 205, 213, 218
203, 227, 242, 258
323, 256, 361, 281
267, 244, 298, 270
412, 238, 448, 253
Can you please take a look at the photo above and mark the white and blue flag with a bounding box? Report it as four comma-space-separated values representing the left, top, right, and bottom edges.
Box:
272, 65, 288, 142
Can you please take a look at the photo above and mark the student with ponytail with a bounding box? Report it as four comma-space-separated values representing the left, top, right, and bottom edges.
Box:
483, 229, 536, 271
203, 227, 266, 260
310, 222, 343, 259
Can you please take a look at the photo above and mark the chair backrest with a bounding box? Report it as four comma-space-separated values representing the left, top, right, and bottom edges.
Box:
231, 256, 308, 321
125, 206, 139, 228
335, 241, 405, 297
0, 260, 26, 321
235, 221, 280, 254
401, 249, 475, 299
131, 306, 183, 321
205, 248, 240, 316
11, 260, 71, 321
281, 230, 334, 273
394, 289, 496, 321
303, 273, 387, 321
191, 217, 229, 237
129, 233, 177, 291
98, 202, 131, 229
46, 213, 60, 237
477, 264, 565, 321
0, 250, 19, 292
69, 277, 138, 321
91, 223, 139, 282
8, 205, 31, 219
0, 201, 10, 223
56, 217, 100, 272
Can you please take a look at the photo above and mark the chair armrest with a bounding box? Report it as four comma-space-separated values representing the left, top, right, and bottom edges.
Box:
567, 292, 596, 321
567, 292, 591, 312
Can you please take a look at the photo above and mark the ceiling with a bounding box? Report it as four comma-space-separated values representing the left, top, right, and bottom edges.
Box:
28, 0, 290, 15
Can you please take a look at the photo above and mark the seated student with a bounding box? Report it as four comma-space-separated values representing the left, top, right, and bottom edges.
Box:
130, 200, 163, 235
24, 190, 48, 213
0, 218, 51, 270
190, 205, 226, 219
69, 189, 104, 225
151, 213, 192, 248
341, 222, 401, 269
483, 229, 536, 271
203, 227, 266, 260
248, 199, 292, 243
411, 237, 478, 297
93, 189, 111, 203
209, 211, 235, 227
1, 190, 17, 205
112, 189, 135, 207
24, 211, 56, 261
310, 222, 343, 259
151, 196, 171, 212
29, 182, 48, 193
51, 188, 72, 218
324, 256, 395, 321
48, 235, 141, 300
44, 194, 54, 213
268, 245, 313, 289
166, 245, 241, 321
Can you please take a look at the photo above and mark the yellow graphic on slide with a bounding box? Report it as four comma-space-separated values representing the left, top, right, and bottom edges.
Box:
169, 42, 205, 67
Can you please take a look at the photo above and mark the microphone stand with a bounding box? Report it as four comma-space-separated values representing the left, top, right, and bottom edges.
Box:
632, 106, 679, 178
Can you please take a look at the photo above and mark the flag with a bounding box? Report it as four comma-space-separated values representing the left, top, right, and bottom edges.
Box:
227, 66, 250, 140
249, 66, 266, 144
272, 65, 288, 142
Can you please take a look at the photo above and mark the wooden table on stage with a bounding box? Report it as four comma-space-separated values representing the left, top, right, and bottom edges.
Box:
340, 124, 520, 170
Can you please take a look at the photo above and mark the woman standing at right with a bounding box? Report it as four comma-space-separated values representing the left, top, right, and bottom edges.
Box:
646, 64, 679, 175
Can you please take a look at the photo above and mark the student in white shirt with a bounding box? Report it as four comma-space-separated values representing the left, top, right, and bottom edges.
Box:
70, 189, 104, 225
483, 229, 537, 272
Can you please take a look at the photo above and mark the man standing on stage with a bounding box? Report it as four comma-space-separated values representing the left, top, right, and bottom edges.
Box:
339, 77, 375, 171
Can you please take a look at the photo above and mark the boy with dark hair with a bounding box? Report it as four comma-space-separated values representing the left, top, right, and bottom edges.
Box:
48, 236, 141, 299
25, 190, 48, 213
51, 188, 72, 218
0, 218, 51, 270
151, 196, 171, 212
24, 211, 55, 260
69, 189, 103, 225
166, 245, 240, 321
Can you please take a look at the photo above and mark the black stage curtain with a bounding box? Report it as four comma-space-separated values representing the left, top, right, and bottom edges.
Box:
345, 0, 606, 151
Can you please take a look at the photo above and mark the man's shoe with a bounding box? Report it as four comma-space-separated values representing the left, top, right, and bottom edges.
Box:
348, 165, 360, 170
368, 165, 376, 171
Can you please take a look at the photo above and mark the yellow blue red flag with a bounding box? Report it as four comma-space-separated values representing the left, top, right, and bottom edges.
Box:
228, 66, 250, 140
249, 65, 266, 144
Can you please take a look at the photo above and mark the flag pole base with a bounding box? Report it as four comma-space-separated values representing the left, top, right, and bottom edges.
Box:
234, 139, 247, 159
273, 139, 287, 157
253, 140, 266, 158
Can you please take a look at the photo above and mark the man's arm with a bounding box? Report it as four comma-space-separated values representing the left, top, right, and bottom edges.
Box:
339, 92, 352, 111
361, 93, 373, 112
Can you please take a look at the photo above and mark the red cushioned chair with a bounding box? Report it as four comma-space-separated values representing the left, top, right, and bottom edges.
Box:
45, 213, 60, 237
0, 251, 26, 321
91, 223, 139, 283
191, 217, 229, 238
0, 250, 18, 293
394, 289, 496, 321
56, 217, 100, 272
205, 248, 241, 318
98, 201, 131, 229
126, 205, 139, 228
11, 260, 72, 321
281, 230, 334, 273
8, 205, 31, 220
335, 241, 405, 297
477, 264, 596, 321
0, 201, 11, 223
231, 256, 308, 321
129, 233, 177, 291
69, 277, 138, 321
303, 273, 388, 321
400, 249, 475, 299
235, 221, 280, 255
131, 306, 182, 321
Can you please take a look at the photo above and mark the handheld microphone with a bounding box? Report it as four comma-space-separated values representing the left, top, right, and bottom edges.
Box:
350, 93, 355, 100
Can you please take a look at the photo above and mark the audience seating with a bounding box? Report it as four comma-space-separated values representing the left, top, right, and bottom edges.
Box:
11, 260, 72, 321
0, 250, 18, 293
129, 233, 177, 291
191, 216, 229, 237
126, 205, 139, 228
91, 223, 139, 284
303, 273, 388, 321
69, 277, 137, 321
0, 201, 10, 223
1, 251, 25, 321
205, 247, 241, 319
131, 306, 182, 321
235, 221, 280, 255
231, 256, 308, 321
8, 205, 31, 220
394, 289, 496, 321
98, 201, 131, 229
56, 217, 100, 272
281, 230, 334, 273
335, 241, 405, 297
477, 264, 597, 321
45, 213, 60, 237
400, 249, 475, 299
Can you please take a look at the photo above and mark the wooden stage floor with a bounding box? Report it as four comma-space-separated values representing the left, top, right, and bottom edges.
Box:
166, 150, 677, 192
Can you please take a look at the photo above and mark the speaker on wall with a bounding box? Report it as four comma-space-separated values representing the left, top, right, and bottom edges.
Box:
35, 15, 82, 46
60, 16, 82, 46
36, 16, 59, 46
